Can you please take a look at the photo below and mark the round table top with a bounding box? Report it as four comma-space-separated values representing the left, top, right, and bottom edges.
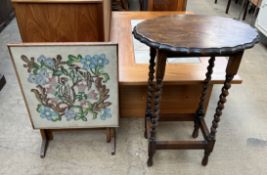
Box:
133, 15, 259, 55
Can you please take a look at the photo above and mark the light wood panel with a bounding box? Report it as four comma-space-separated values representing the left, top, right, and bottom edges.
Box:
120, 84, 212, 118
12, 0, 111, 42
103, 0, 111, 41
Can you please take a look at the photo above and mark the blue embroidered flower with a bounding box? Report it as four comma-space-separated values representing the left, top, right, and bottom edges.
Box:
35, 74, 47, 85
39, 68, 49, 77
80, 55, 93, 70
81, 54, 109, 71
27, 73, 47, 85
37, 55, 55, 68
39, 106, 59, 121
28, 74, 36, 83
27, 68, 49, 85
100, 108, 112, 120
37, 55, 46, 63
89, 56, 97, 69
44, 58, 55, 69
97, 54, 109, 68
64, 108, 76, 121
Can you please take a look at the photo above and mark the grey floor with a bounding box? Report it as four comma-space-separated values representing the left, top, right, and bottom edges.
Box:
1, 0, 267, 175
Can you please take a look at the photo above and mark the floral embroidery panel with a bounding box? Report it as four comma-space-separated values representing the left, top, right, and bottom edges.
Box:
9, 45, 119, 129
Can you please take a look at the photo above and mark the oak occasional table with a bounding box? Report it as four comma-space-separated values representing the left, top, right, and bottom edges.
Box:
133, 15, 259, 166
112, 11, 242, 118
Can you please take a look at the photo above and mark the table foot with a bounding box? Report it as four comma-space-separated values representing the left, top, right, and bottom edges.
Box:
201, 150, 211, 166
147, 139, 156, 166
106, 128, 116, 155
201, 156, 209, 166
147, 140, 156, 167
111, 129, 116, 155
0, 74, 6, 91
192, 128, 199, 138
40, 129, 53, 158
226, 0, 232, 14
40, 139, 49, 158
106, 128, 112, 143
144, 130, 148, 139
147, 157, 153, 167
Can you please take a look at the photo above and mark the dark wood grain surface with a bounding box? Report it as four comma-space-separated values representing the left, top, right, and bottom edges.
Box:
133, 15, 259, 55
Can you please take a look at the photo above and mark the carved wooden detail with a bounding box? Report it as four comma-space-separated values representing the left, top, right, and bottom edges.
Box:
147, 51, 167, 166
144, 48, 156, 138
192, 56, 215, 138
133, 15, 259, 56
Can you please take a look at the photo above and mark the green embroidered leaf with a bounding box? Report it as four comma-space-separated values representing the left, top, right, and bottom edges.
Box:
51, 116, 61, 122
61, 67, 69, 76
83, 110, 89, 116
69, 69, 76, 82
66, 61, 72, 65
74, 116, 80, 120
33, 62, 40, 69
54, 91, 59, 97
67, 55, 75, 65
74, 111, 82, 120
73, 107, 85, 121
101, 73, 110, 83
75, 94, 82, 101
84, 106, 92, 118
77, 54, 82, 61
82, 117, 87, 121
92, 112, 98, 119
32, 68, 39, 75
31, 62, 40, 74
75, 92, 87, 101
67, 55, 80, 65
72, 105, 89, 122
53, 70, 63, 76
37, 104, 42, 112
68, 55, 76, 61
83, 104, 92, 115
